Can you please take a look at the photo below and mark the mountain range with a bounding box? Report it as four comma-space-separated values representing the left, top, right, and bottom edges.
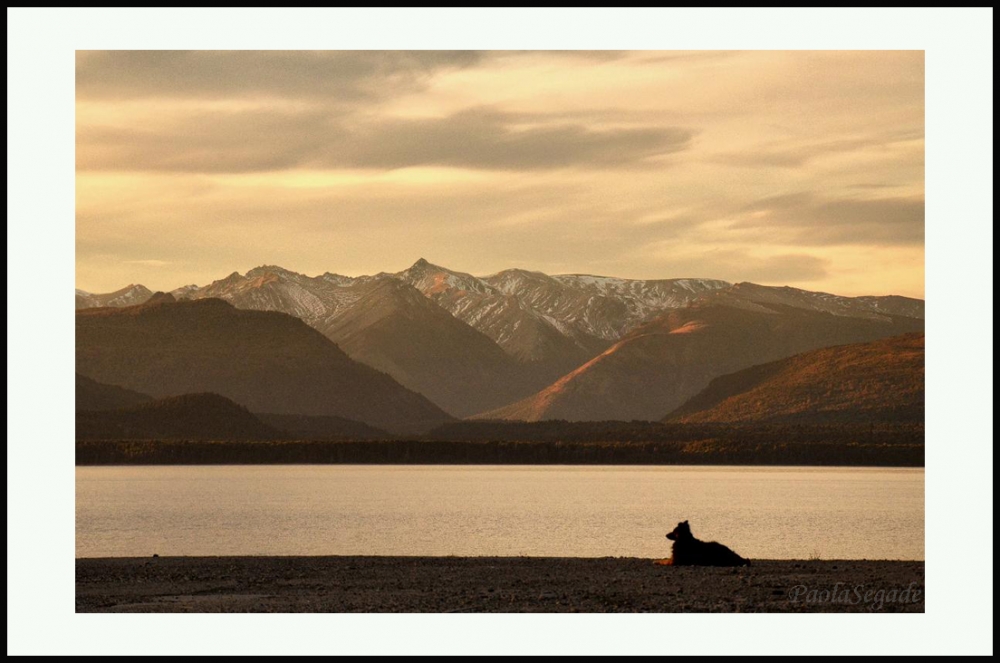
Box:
76, 284, 152, 310
76, 392, 283, 441
76, 259, 924, 424
76, 374, 391, 440
666, 333, 925, 424
76, 296, 451, 433
478, 302, 923, 422
76, 373, 152, 411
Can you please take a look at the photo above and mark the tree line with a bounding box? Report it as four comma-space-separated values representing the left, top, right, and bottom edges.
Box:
77, 423, 924, 467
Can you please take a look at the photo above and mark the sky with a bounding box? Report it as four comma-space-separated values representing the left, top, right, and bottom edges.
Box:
76, 50, 924, 297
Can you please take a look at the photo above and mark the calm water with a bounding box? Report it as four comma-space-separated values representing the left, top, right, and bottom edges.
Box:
76, 466, 924, 560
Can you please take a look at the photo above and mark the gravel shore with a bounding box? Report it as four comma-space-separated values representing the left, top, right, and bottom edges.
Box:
76, 556, 924, 613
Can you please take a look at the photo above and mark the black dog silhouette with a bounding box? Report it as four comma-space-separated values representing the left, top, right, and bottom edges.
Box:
657, 520, 751, 567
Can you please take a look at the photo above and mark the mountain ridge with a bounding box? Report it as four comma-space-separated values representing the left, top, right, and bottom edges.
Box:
478, 301, 924, 422
76, 261, 924, 422
76, 392, 282, 441
76, 373, 153, 411
76, 296, 452, 433
665, 333, 925, 424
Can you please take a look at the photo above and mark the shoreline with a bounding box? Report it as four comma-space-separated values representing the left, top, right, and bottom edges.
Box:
77, 556, 925, 613
75, 425, 926, 467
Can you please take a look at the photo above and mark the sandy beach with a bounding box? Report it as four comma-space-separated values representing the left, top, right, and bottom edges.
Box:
76, 556, 924, 613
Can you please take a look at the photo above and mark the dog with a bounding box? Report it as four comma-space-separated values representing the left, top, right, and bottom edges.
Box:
655, 520, 751, 567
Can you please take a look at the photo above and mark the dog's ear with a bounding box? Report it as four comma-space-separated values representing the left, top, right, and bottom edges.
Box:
683, 520, 689, 525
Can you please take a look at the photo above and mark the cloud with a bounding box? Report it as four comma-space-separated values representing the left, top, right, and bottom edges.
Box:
707, 131, 923, 169
76, 50, 483, 102
735, 193, 924, 246
740, 253, 830, 282
123, 259, 172, 267
650, 248, 831, 284
75, 51, 924, 297
76, 51, 641, 103
489, 50, 631, 63
77, 107, 694, 173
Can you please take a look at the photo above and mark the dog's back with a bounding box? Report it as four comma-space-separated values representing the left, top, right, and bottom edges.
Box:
665, 521, 751, 567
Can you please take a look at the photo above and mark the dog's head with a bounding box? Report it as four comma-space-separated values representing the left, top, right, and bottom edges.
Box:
666, 520, 691, 541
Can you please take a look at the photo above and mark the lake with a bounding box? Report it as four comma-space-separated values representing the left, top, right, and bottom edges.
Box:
76, 465, 924, 560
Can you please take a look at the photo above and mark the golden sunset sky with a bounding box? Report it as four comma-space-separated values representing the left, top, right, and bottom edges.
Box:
76, 50, 924, 297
